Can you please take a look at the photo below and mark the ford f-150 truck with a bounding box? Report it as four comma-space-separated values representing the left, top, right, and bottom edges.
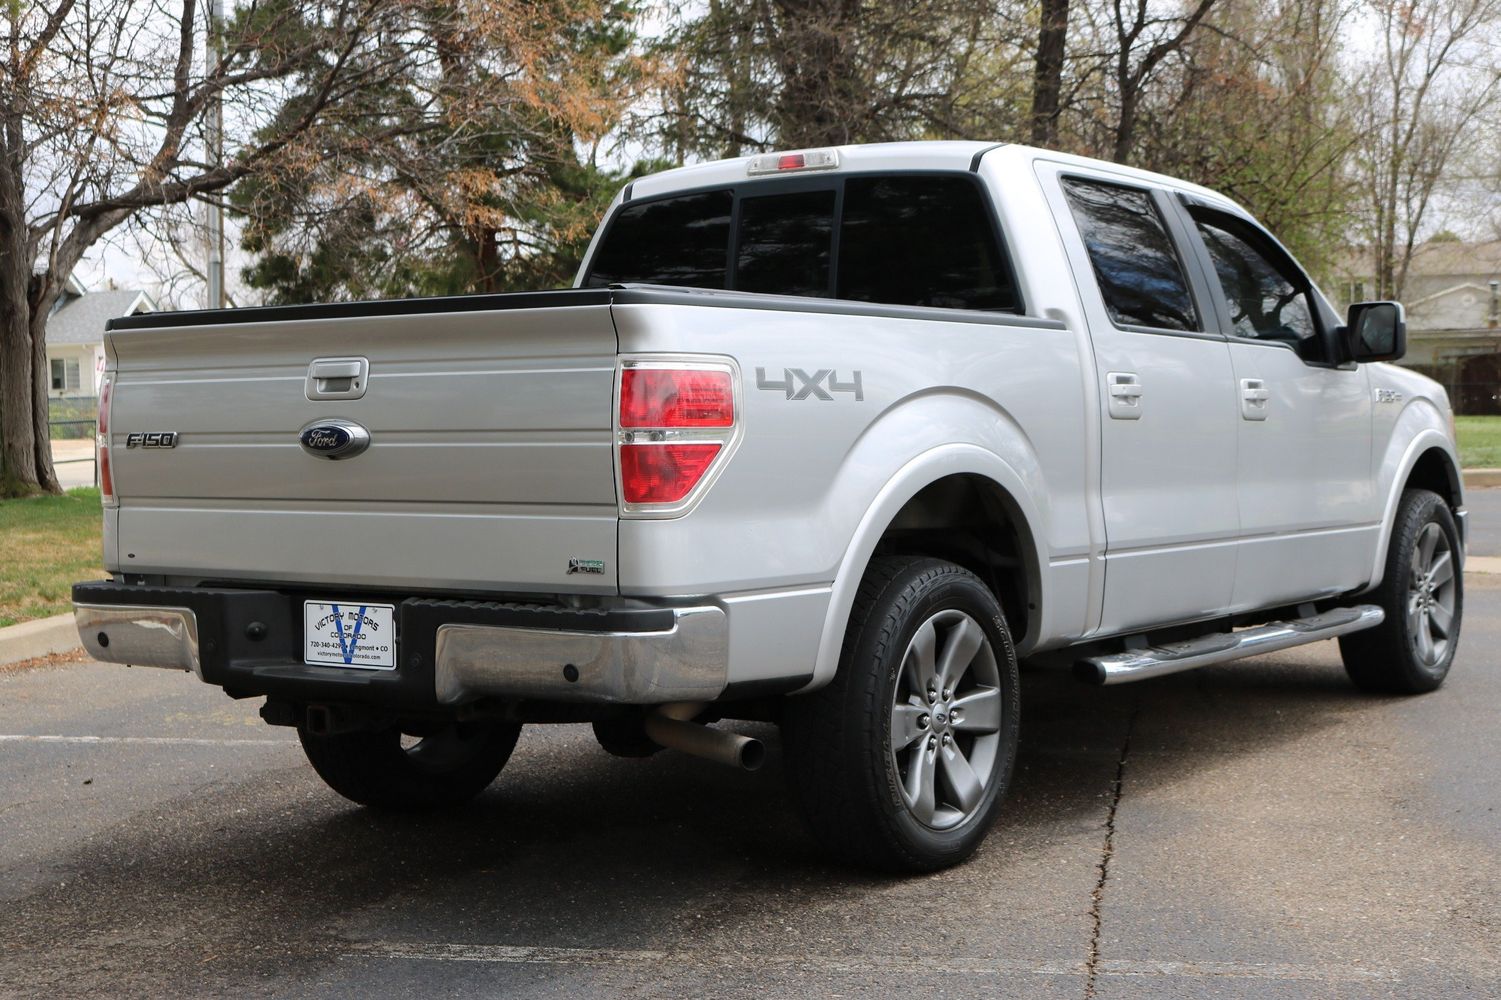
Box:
74, 142, 1467, 871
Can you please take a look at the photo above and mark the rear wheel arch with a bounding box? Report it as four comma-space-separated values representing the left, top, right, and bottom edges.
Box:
802, 447, 1046, 693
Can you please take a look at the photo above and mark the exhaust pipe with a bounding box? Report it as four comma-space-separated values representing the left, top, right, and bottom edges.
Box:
644, 702, 764, 771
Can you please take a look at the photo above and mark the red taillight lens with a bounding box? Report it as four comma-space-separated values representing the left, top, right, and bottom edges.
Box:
97, 377, 114, 502
620, 369, 733, 428
620, 443, 722, 504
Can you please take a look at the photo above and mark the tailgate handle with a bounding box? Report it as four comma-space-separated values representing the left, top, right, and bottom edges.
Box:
306, 357, 369, 400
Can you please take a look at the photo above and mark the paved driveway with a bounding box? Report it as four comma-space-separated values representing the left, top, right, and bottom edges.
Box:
2, 577, 1498, 998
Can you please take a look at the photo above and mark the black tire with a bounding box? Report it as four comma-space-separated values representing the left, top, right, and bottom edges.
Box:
1339, 488, 1463, 694
297, 720, 521, 810
592, 716, 662, 758
782, 556, 1021, 872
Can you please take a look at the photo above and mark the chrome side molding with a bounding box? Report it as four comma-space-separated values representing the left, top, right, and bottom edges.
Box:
1075, 605, 1385, 685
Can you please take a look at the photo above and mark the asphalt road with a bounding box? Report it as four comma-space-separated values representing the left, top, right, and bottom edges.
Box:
2, 577, 1498, 999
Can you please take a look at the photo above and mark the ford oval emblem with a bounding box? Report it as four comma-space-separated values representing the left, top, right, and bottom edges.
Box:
298, 418, 371, 460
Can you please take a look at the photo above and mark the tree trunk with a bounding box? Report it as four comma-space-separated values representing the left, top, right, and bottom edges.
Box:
29, 299, 61, 494
1031, 0, 1070, 146
0, 255, 42, 495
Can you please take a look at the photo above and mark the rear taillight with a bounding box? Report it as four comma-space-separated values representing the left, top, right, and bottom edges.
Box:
97, 376, 115, 504
617, 361, 738, 512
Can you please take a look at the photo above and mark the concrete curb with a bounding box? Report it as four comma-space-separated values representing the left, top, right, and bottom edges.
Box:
1465, 468, 1501, 489
0, 613, 81, 668
1468, 555, 1501, 576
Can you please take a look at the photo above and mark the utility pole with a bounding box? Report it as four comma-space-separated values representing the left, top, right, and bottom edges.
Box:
205, 0, 225, 309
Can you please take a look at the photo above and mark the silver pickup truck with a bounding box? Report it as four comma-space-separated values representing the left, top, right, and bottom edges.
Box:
74, 142, 1467, 871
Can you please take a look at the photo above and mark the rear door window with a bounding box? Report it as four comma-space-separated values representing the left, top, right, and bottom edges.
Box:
838, 176, 1016, 311
1061, 178, 1198, 332
585, 190, 732, 289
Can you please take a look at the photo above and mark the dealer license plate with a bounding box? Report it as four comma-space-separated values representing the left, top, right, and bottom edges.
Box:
303, 601, 396, 669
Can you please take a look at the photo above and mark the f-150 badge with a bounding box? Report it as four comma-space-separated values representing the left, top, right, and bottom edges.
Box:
755, 367, 864, 401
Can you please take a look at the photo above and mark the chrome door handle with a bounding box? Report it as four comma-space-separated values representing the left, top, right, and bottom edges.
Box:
1240, 378, 1269, 421
1107, 372, 1142, 420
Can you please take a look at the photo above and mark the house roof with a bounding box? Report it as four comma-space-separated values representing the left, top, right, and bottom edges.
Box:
1335, 240, 1501, 280
45, 289, 154, 346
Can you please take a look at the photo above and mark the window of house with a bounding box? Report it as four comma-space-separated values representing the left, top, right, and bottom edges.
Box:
50, 358, 80, 393
1060, 178, 1198, 332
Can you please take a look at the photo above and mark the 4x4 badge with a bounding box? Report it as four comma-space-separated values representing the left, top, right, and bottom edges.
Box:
755, 367, 864, 401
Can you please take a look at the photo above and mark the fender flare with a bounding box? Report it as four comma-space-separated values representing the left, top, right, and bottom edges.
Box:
1363, 426, 1463, 591
796, 443, 1047, 693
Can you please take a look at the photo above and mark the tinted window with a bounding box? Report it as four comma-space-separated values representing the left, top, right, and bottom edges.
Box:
1061, 179, 1197, 331
736, 190, 835, 296
585, 190, 732, 289
838, 176, 1016, 310
1194, 217, 1317, 346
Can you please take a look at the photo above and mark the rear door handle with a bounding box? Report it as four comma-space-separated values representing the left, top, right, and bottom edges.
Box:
1107, 372, 1142, 420
306, 357, 370, 400
1240, 378, 1269, 421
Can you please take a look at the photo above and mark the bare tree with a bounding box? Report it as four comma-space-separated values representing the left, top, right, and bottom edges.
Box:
1031, 0, 1071, 145
0, 1, 420, 494
1351, 0, 1501, 299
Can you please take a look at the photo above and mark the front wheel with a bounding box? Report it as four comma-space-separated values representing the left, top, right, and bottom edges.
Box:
1340, 488, 1463, 694
298, 720, 521, 810
782, 557, 1021, 872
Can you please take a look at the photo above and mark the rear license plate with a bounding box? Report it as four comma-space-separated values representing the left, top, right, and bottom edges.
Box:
303, 601, 396, 669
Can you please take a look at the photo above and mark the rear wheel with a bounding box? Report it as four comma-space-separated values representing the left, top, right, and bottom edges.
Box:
782, 557, 1020, 872
1340, 488, 1462, 694
298, 720, 521, 810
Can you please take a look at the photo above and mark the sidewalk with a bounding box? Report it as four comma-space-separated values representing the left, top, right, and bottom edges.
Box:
50, 439, 96, 491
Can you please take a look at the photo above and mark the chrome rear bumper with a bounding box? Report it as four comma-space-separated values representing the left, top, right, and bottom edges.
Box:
433, 605, 728, 704
75, 603, 201, 675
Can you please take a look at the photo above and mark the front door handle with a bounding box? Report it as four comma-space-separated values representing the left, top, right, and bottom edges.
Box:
1240, 377, 1269, 421
1107, 371, 1143, 420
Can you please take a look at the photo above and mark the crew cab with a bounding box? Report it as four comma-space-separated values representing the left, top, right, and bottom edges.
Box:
74, 142, 1467, 871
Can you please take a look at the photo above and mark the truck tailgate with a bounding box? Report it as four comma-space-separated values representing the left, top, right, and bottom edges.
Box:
105, 296, 619, 594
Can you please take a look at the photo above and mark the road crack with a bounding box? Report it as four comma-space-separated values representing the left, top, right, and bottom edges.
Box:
1084, 707, 1137, 999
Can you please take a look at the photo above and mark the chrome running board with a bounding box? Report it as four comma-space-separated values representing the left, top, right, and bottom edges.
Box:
1075, 605, 1385, 686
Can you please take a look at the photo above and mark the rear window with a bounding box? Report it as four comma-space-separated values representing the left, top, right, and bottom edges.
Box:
839, 176, 1015, 310
585, 190, 732, 289
736, 190, 836, 296
584, 174, 1018, 312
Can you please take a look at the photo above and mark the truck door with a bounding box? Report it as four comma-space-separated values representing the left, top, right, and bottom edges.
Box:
1172, 201, 1377, 610
1040, 167, 1240, 634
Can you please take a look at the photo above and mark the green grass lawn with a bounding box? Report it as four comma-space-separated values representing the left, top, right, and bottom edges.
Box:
0, 487, 106, 628
1456, 415, 1501, 469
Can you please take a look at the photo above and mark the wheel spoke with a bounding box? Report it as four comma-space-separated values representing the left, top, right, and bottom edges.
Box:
905, 620, 938, 694
935, 616, 983, 690
904, 739, 937, 824
1428, 550, 1453, 587
939, 742, 984, 814
1406, 593, 1424, 635
1415, 615, 1435, 663
891, 702, 928, 751
1417, 524, 1440, 570
951, 687, 1002, 734
1429, 601, 1453, 638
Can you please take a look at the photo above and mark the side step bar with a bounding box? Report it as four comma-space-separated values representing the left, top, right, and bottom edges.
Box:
1075, 605, 1385, 686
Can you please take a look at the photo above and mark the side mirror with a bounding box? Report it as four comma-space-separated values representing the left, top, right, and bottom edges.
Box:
1340, 301, 1405, 363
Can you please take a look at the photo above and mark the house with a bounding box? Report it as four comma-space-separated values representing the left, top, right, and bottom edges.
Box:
44, 276, 155, 399
1331, 240, 1501, 415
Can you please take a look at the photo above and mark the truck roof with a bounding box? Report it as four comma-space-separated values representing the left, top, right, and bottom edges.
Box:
625, 141, 1243, 215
